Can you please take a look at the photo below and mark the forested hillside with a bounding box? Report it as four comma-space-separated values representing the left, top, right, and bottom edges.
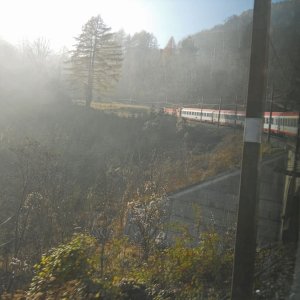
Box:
0, 100, 244, 294
111, 0, 299, 109
0, 1, 298, 108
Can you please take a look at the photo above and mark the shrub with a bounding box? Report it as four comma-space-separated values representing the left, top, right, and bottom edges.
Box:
130, 231, 233, 299
28, 233, 98, 295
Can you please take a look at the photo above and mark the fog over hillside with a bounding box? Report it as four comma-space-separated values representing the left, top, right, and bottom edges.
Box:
0, 1, 299, 299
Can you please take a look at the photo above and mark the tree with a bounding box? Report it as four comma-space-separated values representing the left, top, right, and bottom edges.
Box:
112, 31, 161, 102
69, 15, 122, 107
126, 180, 168, 261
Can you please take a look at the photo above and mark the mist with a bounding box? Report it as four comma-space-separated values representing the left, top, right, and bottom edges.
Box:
0, 0, 299, 299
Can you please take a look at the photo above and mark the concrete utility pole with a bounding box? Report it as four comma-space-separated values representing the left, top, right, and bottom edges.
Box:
231, 1, 271, 300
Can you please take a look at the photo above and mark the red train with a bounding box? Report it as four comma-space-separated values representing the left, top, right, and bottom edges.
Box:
163, 107, 299, 137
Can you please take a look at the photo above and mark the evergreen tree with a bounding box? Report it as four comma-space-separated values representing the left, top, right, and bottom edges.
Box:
69, 15, 122, 107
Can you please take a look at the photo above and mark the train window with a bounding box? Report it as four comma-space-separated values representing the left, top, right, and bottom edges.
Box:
271, 117, 274, 124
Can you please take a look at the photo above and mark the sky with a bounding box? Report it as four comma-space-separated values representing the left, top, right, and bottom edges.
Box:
0, 0, 257, 51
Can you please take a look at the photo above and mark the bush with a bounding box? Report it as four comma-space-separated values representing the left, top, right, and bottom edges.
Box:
28, 233, 98, 295
129, 231, 233, 299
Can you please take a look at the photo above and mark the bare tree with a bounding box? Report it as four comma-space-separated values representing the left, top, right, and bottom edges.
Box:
126, 180, 168, 261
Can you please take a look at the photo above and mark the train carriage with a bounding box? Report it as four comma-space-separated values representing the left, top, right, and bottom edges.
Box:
181, 107, 246, 127
263, 111, 299, 137
165, 106, 298, 137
